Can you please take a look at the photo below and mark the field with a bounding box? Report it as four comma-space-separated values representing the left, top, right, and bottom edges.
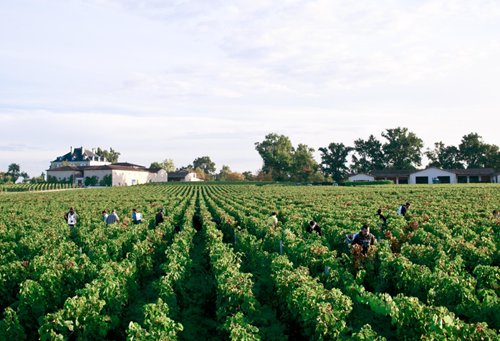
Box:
1, 183, 500, 340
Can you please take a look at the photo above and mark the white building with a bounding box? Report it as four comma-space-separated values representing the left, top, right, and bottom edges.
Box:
347, 173, 375, 182
50, 146, 110, 169
409, 167, 457, 184
47, 163, 168, 186
353, 167, 497, 185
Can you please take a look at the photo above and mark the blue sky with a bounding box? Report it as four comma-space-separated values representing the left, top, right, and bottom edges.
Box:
1, 0, 500, 177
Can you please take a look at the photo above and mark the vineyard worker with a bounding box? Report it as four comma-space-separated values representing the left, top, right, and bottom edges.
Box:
376, 209, 388, 227
132, 209, 143, 224
103, 210, 108, 222
494, 210, 499, 218
106, 209, 119, 225
352, 224, 375, 254
267, 212, 278, 228
65, 207, 77, 230
397, 202, 411, 217
306, 221, 322, 236
155, 209, 165, 226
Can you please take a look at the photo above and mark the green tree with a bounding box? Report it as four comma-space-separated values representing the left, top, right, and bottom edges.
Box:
193, 156, 216, 175
242, 171, 255, 181
150, 159, 175, 172
29, 172, 46, 184
96, 147, 121, 163
255, 133, 294, 181
425, 142, 463, 169
351, 135, 385, 173
382, 127, 423, 169
99, 174, 112, 186
458, 133, 495, 169
7, 163, 21, 183
319, 142, 353, 183
84, 176, 98, 186
291, 144, 318, 182
217, 165, 231, 181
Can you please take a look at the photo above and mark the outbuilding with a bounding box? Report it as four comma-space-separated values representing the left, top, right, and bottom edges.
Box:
347, 173, 375, 182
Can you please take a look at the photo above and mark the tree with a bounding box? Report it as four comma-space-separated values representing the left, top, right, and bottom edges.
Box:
193, 156, 216, 175
96, 147, 121, 163
7, 163, 21, 183
351, 135, 385, 173
150, 159, 175, 172
242, 171, 255, 181
382, 127, 423, 169
255, 133, 294, 181
425, 142, 463, 169
319, 142, 353, 183
84, 176, 98, 186
291, 144, 318, 182
30, 172, 46, 184
458, 133, 492, 169
217, 165, 231, 181
100, 174, 112, 186
227, 172, 245, 181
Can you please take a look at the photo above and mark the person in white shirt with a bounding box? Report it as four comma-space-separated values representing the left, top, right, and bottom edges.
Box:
133, 209, 143, 224
65, 207, 77, 230
103, 210, 109, 222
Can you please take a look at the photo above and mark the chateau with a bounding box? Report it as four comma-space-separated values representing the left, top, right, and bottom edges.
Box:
47, 147, 168, 186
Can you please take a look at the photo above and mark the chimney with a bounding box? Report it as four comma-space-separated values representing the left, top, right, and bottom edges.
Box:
82, 147, 85, 154
92, 148, 96, 153
70, 146, 74, 154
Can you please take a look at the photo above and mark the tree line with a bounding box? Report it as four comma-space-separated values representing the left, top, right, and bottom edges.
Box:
255, 128, 500, 183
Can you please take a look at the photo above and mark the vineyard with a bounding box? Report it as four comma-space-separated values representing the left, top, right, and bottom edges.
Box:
1, 183, 500, 340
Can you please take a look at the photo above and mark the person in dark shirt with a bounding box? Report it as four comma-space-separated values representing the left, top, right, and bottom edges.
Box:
306, 221, 322, 236
193, 214, 202, 232
493, 210, 499, 218
353, 224, 375, 254
398, 202, 411, 217
376, 208, 388, 228
155, 209, 165, 226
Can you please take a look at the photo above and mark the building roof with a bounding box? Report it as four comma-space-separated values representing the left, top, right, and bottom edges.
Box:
347, 173, 374, 177
451, 168, 496, 176
112, 162, 145, 169
52, 147, 106, 163
371, 169, 418, 177
168, 170, 193, 178
48, 164, 160, 173
45, 166, 81, 172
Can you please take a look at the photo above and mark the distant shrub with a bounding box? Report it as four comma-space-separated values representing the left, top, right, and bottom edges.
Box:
344, 180, 394, 186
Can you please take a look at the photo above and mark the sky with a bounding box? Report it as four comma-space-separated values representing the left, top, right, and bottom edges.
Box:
1, 0, 500, 177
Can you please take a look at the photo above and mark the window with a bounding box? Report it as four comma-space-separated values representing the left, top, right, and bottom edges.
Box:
70, 163, 75, 166
469, 176, 480, 183
57, 164, 61, 167
458, 176, 467, 183
399, 179, 408, 184
80, 163, 86, 166
416, 176, 428, 184
438, 176, 450, 183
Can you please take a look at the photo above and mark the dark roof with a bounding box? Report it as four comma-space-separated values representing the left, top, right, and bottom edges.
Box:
52, 147, 106, 163
371, 169, 418, 177
347, 173, 373, 177
48, 164, 159, 173
147, 168, 164, 173
46, 166, 81, 171
168, 170, 192, 178
112, 162, 145, 169
451, 168, 496, 176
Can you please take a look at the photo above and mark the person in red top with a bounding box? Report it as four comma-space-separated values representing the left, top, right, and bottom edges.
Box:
353, 224, 375, 254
